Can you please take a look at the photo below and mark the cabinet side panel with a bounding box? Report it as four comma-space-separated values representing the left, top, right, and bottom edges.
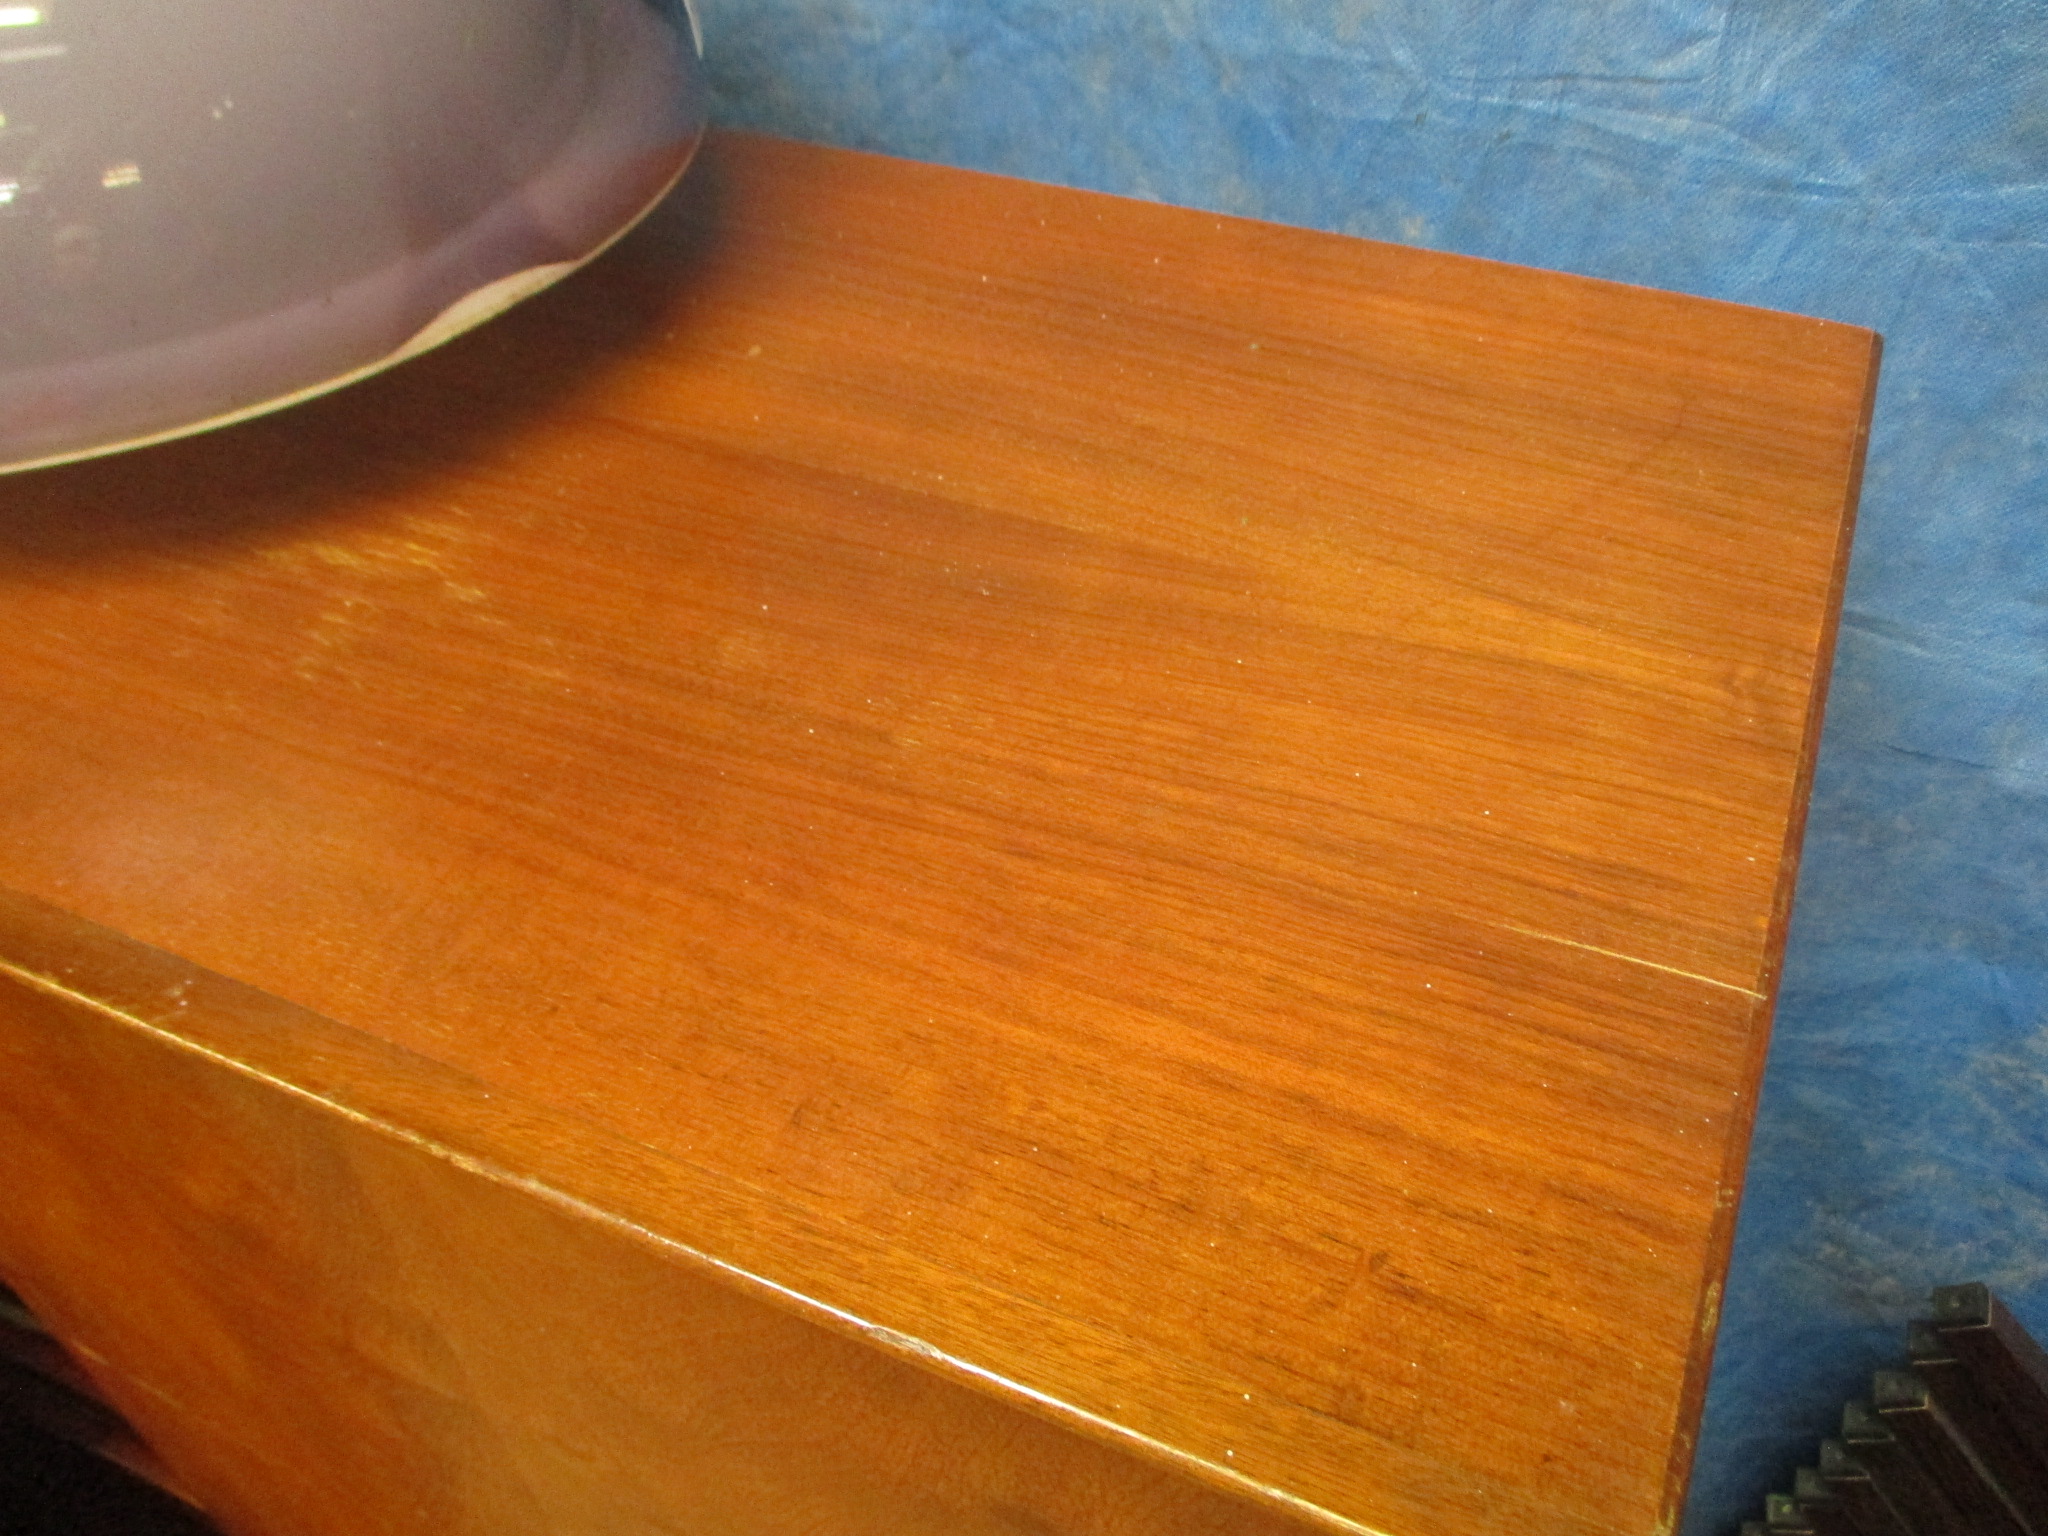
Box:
0, 970, 1327, 1536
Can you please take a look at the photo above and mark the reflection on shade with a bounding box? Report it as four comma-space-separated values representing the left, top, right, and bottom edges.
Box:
0, 0, 708, 475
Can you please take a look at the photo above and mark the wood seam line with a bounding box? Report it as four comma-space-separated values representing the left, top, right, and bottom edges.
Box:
0, 954, 1392, 1536
1496, 925, 1765, 999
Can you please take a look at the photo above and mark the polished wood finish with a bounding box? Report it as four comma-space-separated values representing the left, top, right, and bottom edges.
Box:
0, 131, 1877, 1536
0, 907, 1304, 1536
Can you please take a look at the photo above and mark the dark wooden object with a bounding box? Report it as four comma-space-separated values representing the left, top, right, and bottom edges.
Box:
1932, 1285, 2048, 1472
0, 1419, 219, 1536
0, 1284, 195, 1508
1842, 1400, 1968, 1536
1755, 1295, 2048, 1536
1818, 1439, 1918, 1536
1871, 1370, 2028, 1536
1766, 1492, 1816, 1533
1909, 1320, 2048, 1530
1790, 1466, 1867, 1536
0, 131, 1878, 1536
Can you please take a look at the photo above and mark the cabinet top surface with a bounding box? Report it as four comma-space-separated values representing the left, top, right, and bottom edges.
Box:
0, 132, 1875, 1536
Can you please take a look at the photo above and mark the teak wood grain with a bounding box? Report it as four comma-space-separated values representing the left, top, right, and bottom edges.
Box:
0, 903, 1312, 1536
0, 131, 1877, 1536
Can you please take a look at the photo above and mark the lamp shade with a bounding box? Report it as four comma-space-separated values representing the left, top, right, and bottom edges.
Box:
0, 0, 706, 474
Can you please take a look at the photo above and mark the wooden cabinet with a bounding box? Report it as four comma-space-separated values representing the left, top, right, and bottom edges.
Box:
0, 132, 1877, 1536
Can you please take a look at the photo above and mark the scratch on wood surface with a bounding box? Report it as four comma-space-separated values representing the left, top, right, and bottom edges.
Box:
1497, 924, 1761, 999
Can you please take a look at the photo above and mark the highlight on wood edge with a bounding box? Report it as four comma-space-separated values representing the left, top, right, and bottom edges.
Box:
0, 1275, 218, 1528
1745, 1283, 2048, 1536
14, 1266, 2045, 1536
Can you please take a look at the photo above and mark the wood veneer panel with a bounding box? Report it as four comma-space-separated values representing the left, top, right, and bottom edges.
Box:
0, 132, 1877, 1536
0, 901, 1319, 1535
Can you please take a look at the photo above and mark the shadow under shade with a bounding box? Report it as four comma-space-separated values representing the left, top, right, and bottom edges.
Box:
0, 144, 732, 572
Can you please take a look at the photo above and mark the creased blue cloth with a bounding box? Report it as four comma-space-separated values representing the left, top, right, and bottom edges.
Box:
695, 3, 2048, 1527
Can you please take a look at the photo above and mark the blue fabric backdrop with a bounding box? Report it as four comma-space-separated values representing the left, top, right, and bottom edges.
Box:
693, 4, 2048, 1528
